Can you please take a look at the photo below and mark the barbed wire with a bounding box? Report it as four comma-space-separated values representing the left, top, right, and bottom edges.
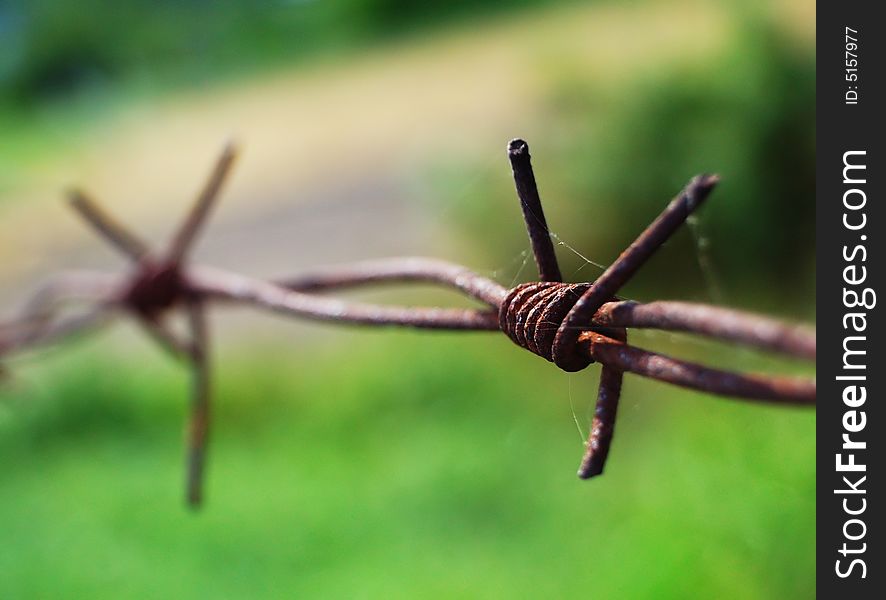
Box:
0, 139, 815, 508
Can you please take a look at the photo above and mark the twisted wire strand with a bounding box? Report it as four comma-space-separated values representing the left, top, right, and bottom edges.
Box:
500, 281, 624, 371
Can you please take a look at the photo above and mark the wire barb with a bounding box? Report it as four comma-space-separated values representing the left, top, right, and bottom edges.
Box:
579, 357, 624, 479
67, 189, 151, 261
168, 142, 238, 264
507, 139, 563, 283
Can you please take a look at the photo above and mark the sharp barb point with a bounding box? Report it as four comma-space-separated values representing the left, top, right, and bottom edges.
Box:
168, 144, 239, 264
65, 189, 151, 261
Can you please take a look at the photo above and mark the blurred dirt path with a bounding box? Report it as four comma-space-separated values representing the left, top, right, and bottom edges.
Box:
0, 0, 811, 312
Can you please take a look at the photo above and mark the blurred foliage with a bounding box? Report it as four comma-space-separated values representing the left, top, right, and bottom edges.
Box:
432, 11, 814, 305
1, 332, 813, 598
0, 0, 564, 109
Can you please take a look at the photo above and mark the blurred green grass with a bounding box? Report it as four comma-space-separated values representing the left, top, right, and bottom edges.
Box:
1, 330, 814, 599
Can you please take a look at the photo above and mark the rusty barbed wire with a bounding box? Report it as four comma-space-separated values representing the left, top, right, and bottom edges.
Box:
0, 139, 816, 508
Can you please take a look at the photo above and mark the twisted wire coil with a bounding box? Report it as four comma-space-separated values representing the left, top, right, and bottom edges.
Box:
499, 282, 625, 372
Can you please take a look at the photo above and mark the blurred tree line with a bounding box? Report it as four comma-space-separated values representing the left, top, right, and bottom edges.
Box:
0, 0, 560, 108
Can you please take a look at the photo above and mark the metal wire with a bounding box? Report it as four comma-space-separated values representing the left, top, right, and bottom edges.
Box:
0, 141, 816, 507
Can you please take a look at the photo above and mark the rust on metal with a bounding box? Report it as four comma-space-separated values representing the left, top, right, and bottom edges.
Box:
577, 331, 816, 404
579, 357, 625, 479
507, 139, 563, 283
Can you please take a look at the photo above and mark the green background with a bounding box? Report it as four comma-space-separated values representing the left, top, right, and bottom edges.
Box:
1, 0, 815, 598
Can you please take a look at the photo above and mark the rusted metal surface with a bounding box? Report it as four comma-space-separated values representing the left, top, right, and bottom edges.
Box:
578, 355, 624, 479
577, 331, 816, 404
195, 265, 501, 330
507, 139, 562, 282
592, 300, 816, 359
278, 256, 506, 308
0, 141, 816, 506
500, 282, 592, 366
124, 260, 184, 317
